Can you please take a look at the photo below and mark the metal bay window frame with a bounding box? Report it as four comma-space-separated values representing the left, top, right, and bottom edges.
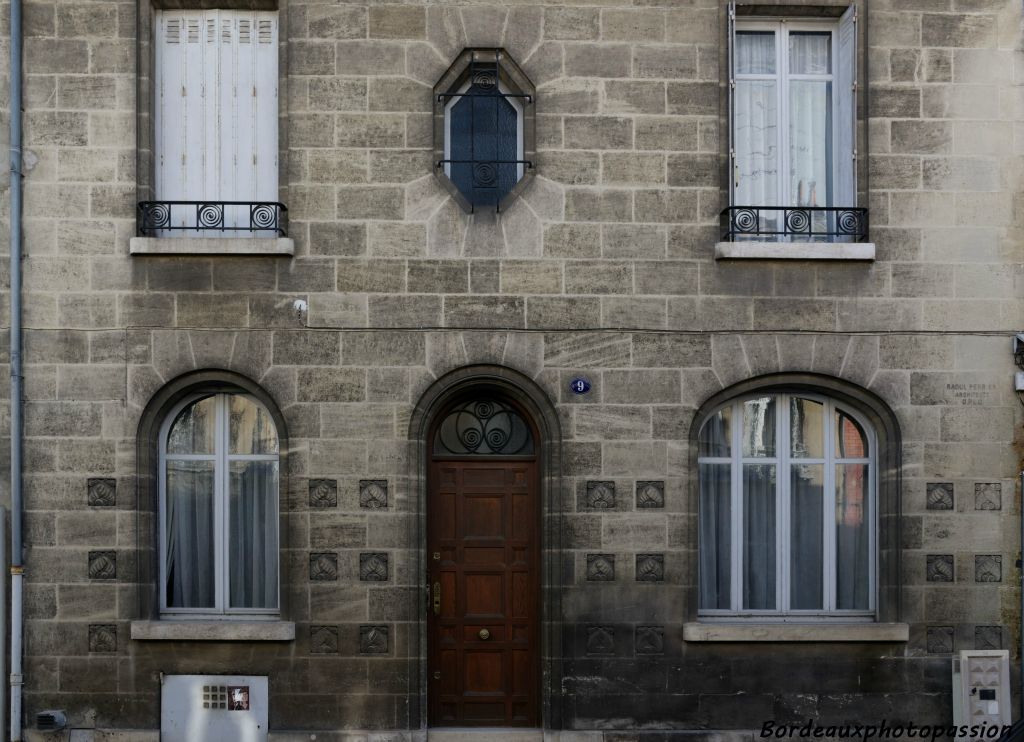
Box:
158, 393, 281, 618
697, 392, 877, 621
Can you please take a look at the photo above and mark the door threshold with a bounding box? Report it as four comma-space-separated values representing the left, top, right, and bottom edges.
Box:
428, 729, 544, 742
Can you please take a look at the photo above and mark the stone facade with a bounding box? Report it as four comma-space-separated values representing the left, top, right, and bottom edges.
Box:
3, 0, 1024, 738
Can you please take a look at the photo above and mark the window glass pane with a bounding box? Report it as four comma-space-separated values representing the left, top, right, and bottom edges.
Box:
743, 464, 776, 610
434, 399, 534, 456
229, 461, 279, 609
836, 464, 870, 609
790, 464, 824, 609
736, 31, 776, 74
734, 80, 779, 208
742, 396, 776, 458
789, 80, 832, 208
699, 463, 732, 609
789, 32, 831, 75
165, 460, 216, 608
167, 396, 216, 455
835, 410, 868, 458
790, 397, 824, 458
699, 407, 732, 458
229, 395, 279, 455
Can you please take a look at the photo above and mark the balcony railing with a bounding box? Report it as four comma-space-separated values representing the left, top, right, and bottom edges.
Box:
720, 206, 869, 243
137, 201, 288, 237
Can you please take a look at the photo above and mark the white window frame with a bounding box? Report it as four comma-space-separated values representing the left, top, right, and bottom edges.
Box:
443, 77, 525, 187
158, 393, 280, 619
697, 392, 877, 622
732, 19, 840, 208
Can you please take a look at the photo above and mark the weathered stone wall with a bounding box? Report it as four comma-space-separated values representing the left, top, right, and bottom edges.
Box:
3, 0, 1023, 735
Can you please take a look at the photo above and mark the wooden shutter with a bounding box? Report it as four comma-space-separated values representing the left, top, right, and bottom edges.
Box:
154, 10, 278, 232
836, 5, 857, 207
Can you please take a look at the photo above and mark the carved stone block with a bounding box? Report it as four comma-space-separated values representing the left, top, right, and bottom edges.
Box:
309, 553, 338, 581
359, 552, 389, 581
975, 482, 1001, 511
586, 626, 615, 655
88, 624, 117, 653
975, 555, 1001, 583
635, 626, 664, 655
309, 479, 338, 508
311, 625, 338, 654
925, 554, 953, 582
925, 482, 953, 510
88, 551, 116, 580
926, 626, 954, 654
87, 478, 116, 507
586, 481, 615, 509
360, 480, 388, 509
636, 481, 665, 509
975, 625, 1002, 650
360, 625, 389, 654
636, 554, 664, 582
586, 554, 615, 581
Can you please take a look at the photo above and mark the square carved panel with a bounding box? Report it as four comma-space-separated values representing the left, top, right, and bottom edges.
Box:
586, 481, 615, 509
359, 553, 389, 581
309, 553, 338, 581
88, 624, 117, 653
926, 626, 954, 654
310, 625, 338, 654
635, 626, 664, 655
88, 551, 117, 580
309, 479, 338, 508
87, 478, 116, 507
360, 480, 388, 509
636, 481, 665, 509
360, 625, 389, 654
926, 482, 954, 510
925, 554, 953, 582
975, 625, 1002, 650
585, 626, 615, 656
975, 482, 1001, 511
636, 554, 665, 582
975, 555, 1001, 583
586, 554, 615, 581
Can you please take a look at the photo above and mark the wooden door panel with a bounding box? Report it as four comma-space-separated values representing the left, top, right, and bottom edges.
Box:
428, 458, 539, 727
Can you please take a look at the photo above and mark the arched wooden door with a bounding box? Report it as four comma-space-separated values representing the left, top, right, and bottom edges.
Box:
427, 397, 541, 727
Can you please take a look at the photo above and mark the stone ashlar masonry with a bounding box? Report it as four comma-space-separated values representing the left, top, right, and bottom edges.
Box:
0, 0, 1022, 736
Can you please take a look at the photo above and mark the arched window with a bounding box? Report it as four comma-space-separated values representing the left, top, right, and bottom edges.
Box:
697, 392, 875, 619
160, 392, 280, 616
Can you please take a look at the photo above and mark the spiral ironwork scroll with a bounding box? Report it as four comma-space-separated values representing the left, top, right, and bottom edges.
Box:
731, 208, 758, 234
785, 209, 810, 234
837, 209, 863, 236
720, 206, 868, 242
140, 202, 170, 232
434, 399, 534, 456
136, 201, 288, 236
197, 203, 225, 229
250, 203, 278, 231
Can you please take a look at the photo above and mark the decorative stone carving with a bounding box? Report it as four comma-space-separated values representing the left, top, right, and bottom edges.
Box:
586, 554, 615, 581
636, 481, 665, 509
360, 625, 389, 654
925, 554, 953, 582
309, 479, 338, 508
309, 553, 338, 581
88, 551, 116, 580
635, 626, 664, 655
926, 626, 954, 654
87, 478, 116, 507
586, 481, 615, 509
925, 482, 953, 510
975, 625, 1002, 650
359, 553, 389, 581
586, 626, 615, 656
88, 624, 116, 653
636, 554, 665, 582
310, 625, 338, 654
360, 480, 388, 509
975, 482, 1001, 511
975, 555, 1001, 583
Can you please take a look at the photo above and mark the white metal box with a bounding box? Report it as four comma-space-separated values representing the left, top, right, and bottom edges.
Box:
952, 650, 1011, 738
161, 674, 268, 742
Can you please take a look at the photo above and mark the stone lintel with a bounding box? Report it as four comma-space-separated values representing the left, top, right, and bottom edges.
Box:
714, 241, 876, 261
130, 620, 295, 642
683, 622, 909, 642
129, 237, 295, 256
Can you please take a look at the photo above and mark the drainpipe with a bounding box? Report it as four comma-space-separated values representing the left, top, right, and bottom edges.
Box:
1020, 470, 1023, 722
9, 0, 25, 733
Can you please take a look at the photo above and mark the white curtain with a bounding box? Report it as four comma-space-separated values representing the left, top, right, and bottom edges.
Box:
836, 463, 869, 609
166, 461, 216, 608
743, 464, 777, 610
229, 461, 279, 608
734, 32, 779, 209
699, 463, 732, 609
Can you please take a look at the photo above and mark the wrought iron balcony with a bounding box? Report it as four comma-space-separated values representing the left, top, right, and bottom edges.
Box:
720, 206, 869, 243
137, 201, 288, 237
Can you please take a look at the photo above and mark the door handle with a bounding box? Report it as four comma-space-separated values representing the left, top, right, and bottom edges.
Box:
433, 582, 441, 615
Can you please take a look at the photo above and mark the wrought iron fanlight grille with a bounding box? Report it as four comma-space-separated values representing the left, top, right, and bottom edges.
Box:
434, 399, 534, 456
434, 49, 536, 213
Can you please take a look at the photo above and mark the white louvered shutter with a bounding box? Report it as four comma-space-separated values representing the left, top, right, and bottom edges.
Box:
154, 10, 278, 235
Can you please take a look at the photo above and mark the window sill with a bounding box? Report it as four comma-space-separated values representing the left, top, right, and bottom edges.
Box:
130, 620, 295, 642
683, 622, 908, 643
129, 236, 294, 256
714, 241, 875, 261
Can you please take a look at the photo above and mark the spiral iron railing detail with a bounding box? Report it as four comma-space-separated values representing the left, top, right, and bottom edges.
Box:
434, 399, 534, 456
137, 201, 288, 237
721, 206, 868, 243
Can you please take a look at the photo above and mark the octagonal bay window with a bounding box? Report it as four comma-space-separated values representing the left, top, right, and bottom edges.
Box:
433, 49, 536, 213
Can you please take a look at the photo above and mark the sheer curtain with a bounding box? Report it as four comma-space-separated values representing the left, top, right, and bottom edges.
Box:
699, 463, 731, 609
166, 461, 216, 608
734, 33, 778, 209
229, 461, 279, 608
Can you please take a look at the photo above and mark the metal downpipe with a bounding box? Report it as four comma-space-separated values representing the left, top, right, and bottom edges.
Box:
8, 0, 24, 733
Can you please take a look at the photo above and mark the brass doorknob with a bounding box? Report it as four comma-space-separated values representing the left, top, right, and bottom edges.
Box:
478, 628, 490, 640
